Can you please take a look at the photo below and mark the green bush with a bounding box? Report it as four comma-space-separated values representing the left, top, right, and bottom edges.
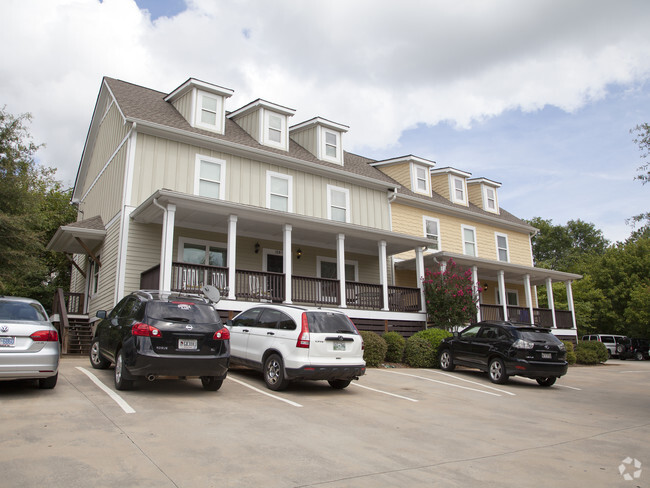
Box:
360, 331, 387, 367
575, 341, 608, 364
382, 331, 405, 363
562, 341, 577, 365
404, 335, 435, 368
411, 328, 453, 367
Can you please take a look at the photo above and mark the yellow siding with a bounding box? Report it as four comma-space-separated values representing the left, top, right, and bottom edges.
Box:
467, 183, 482, 208
379, 163, 411, 190
431, 174, 449, 199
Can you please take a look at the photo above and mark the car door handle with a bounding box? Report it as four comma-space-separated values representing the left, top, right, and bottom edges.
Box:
242, 329, 249, 333
267, 332, 275, 336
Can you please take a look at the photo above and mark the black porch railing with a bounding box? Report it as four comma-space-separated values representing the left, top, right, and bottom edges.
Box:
479, 304, 575, 329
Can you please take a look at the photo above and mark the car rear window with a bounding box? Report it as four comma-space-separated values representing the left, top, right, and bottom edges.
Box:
305, 311, 357, 334
0, 301, 47, 321
516, 329, 562, 344
147, 301, 221, 324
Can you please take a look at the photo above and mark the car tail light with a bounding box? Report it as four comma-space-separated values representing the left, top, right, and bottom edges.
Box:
512, 339, 534, 350
30, 330, 59, 342
296, 312, 310, 348
213, 327, 230, 340
132, 322, 162, 338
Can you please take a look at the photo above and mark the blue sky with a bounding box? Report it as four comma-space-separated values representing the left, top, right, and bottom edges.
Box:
2, 0, 649, 243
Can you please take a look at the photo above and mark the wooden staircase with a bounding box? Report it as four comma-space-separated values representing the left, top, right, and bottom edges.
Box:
51, 288, 93, 355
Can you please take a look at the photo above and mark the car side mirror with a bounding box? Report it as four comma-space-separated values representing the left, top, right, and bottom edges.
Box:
225, 319, 233, 329
96, 310, 107, 319
453, 331, 460, 339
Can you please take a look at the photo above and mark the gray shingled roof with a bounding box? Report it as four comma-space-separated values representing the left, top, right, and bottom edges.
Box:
104, 77, 531, 229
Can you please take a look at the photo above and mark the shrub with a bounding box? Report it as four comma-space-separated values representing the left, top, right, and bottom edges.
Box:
404, 335, 435, 368
360, 331, 387, 367
382, 331, 405, 363
411, 328, 453, 367
562, 341, 577, 365
575, 341, 608, 364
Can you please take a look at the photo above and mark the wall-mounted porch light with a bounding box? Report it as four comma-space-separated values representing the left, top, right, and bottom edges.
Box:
296, 248, 302, 259
254, 242, 260, 254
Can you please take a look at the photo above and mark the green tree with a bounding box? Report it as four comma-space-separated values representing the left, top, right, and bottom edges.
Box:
0, 106, 77, 309
627, 123, 650, 236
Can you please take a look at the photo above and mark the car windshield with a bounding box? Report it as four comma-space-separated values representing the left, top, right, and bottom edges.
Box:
305, 311, 357, 334
0, 301, 47, 321
147, 301, 221, 324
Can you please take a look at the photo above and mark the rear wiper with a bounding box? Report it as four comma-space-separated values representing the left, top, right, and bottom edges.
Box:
163, 317, 190, 323
335, 329, 353, 334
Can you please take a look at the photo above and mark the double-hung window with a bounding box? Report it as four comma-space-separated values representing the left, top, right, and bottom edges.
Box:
423, 216, 440, 251
462, 225, 477, 257
267, 171, 292, 212
412, 164, 430, 195
485, 187, 497, 211
195, 155, 225, 200
496, 233, 509, 262
452, 176, 466, 204
320, 128, 342, 164
327, 185, 350, 223
195, 91, 224, 133
263, 111, 287, 149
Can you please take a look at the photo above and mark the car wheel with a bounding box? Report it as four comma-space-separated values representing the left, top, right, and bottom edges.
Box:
635, 351, 644, 361
201, 376, 223, 391
114, 349, 134, 391
328, 379, 352, 389
439, 349, 455, 371
488, 358, 508, 384
38, 373, 58, 389
536, 377, 557, 387
89, 339, 110, 369
263, 354, 289, 391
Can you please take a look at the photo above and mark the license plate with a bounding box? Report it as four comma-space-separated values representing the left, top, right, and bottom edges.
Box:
178, 339, 197, 350
541, 352, 552, 359
0, 337, 15, 347
333, 342, 346, 351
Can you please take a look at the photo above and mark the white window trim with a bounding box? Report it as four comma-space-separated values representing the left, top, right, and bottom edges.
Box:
422, 216, 441, 252
495, 232, 510, 263
450, 175, 467, 205
319, 127, 343, 165
194, 90, 224, 134
316, 256, 359, 282
262, 109, 288, 150
194, 154, 226, 200
266, 171, 293, 212
327, 184, 350, 223
461, 225, 478, 257
483, 186, 499, 213
411, 163, 431, 196
496, 288, 519, 306
89, 256, 100, 297
177, 237, 228, 263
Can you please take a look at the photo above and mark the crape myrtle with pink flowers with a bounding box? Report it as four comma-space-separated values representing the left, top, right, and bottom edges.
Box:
423, 259, 481, 330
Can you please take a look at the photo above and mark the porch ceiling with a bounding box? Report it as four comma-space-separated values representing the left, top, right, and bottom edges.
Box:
130, 189, 431, 256
46, 216, 106, 254
395, 251, 582, 286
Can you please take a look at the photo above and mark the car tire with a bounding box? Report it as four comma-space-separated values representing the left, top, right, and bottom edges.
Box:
328, 379, 352, 389
635, 351, 644, 361
488, 358, 508, 384
38, 373, 58, 389
439, 349, 455, 371
536, 377, 557, 387
201, 376, 223, 391
114, 349, 134, 391
263, 354, 289, 391
89, 339, 110, 369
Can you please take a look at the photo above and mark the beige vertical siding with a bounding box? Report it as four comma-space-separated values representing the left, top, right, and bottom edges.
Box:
232, 111, 260, 142
379, 163, 411, 190
290, 127, 317, 157
81, 144, 127, 223
431, 174, 449, 200
170, 90, 193, 123
123, 222, 163, 295
87, 217, 121, 314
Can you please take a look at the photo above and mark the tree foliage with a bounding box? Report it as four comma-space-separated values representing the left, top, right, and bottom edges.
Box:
0, 106, 77, 309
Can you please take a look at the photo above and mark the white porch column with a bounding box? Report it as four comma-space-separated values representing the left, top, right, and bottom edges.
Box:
524, 274, 534, 325
337, 234, 346, 308
415, 246, 426, 313
497, 270, 507, 321
227, 215, 237, 300
378, 240, 389, 311
472, 265, 481, 322
159, 203, 176, 292
565, 280, 577, 329
546, 277, 557, 328
283, 224, 292, 304
439, 259, 447, 274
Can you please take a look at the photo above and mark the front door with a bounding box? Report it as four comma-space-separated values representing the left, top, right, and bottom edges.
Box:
267, 254, 283, 273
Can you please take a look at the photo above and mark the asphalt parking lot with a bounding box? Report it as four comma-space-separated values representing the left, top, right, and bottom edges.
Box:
1, 357, 648, 488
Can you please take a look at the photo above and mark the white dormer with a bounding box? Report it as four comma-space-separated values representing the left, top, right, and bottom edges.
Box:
430, 167, 472, 206
290, 117, 349, 165
370, 155, 436, 196
165, 78, 234, 135
228, 99, 296, 151
468, 177, 501, 214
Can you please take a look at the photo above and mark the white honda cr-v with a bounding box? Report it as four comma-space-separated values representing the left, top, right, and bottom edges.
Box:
227, 304, 365, 390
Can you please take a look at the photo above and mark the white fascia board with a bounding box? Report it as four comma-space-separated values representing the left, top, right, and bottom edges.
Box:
430, 167, 472, 178
290, 116, 349, 133
228, 98, 296, 119
371, 155, 436, 168
165, 78, 234, 102
468, 177, 502, 188
128, 118, 391, 191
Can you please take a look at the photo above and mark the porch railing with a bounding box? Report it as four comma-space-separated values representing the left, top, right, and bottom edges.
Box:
292, 275, 340, 306
479, 304, 576, 329
235, 269, 285, 302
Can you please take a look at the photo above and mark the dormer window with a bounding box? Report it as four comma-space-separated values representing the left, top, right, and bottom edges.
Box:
483, 185, 499, 213
430, 167, 471, 205
452, 176, 467, 204
267, 113, 283, 144
467, 177, 501, 213
412, 164, 430, 195
229, 99, 295, 151
290, 117, 348, 165
165, 79, 233, 136
321, 127, 342, 163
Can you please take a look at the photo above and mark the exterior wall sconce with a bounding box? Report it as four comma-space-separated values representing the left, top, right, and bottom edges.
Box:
296, 248, 302, 259
482, 283, 488, 291
254, 242, 260, 254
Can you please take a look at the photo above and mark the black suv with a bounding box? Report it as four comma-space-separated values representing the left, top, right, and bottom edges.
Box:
90, 290, 230, 391
617, 338, 650, 361
438, 321, 568, 386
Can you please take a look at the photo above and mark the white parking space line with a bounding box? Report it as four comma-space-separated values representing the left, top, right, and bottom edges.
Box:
76, 367, 136, 414
380, 370, 502, 397
620, 370, 649, 373
421, 369, 516, 396
519, 376, 582, 390
226, 375, 303, 407
351, 382, 418, 402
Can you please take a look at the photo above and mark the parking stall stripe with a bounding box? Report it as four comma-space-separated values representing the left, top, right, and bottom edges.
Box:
351, 382, 418, 402
226, 375, 303, 407
518, 377, 582, 390
76, 367, 136, 414
422, 370, 516, 396
380, 370, 502, 397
